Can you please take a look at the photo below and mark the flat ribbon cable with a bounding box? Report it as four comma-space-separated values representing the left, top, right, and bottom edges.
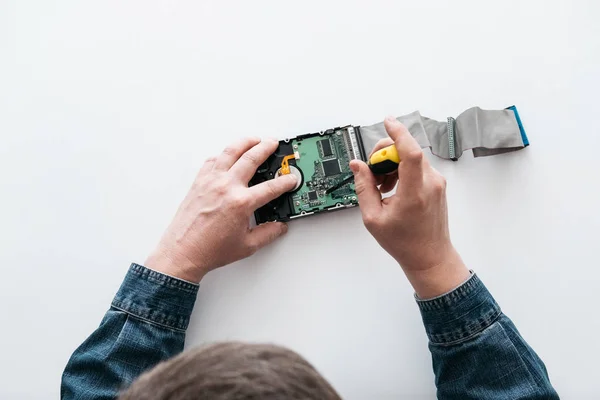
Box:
358, 106, 529, 161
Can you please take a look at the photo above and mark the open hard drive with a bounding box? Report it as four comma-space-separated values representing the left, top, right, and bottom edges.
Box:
250, 125, 367, 223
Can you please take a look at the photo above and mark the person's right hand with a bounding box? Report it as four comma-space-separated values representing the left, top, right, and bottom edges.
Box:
350, 117, 470, 298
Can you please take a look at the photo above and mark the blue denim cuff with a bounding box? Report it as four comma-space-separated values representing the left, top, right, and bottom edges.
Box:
416, 273, 502, 345
111, 263, 199, 332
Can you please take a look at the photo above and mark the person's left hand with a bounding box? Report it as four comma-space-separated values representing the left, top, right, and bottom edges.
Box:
145, 137, 297, 283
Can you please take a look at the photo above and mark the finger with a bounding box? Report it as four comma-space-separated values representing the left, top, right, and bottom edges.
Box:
199, 156, 217, 174
397, 150, 425, 192
247, 222, 288, 254
230, 138, 278, 182
379, 174, 398, 194
369, 137, 395, 158
349, 159, 382, 215
383, 117, 422, 160
213, 137, 261, 171
247, 174, 298, 209
383, 117, 425, 192
375, 173, 396, 188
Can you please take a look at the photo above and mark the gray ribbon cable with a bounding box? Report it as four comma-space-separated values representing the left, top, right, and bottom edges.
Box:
359, 106, 529, 160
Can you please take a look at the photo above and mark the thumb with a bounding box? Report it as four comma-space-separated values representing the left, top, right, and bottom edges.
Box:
247, 222, 288, 253
249, 174, 298, 209
350, 160, 382, 215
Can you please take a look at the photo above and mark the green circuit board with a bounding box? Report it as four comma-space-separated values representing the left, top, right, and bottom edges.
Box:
290, 129, 358, 215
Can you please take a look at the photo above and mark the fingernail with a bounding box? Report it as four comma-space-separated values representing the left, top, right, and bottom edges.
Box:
349, 161, 359, 173
280, 223, 289, 234
385, 116, 397, 123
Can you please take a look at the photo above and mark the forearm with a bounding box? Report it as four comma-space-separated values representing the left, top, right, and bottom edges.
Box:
60, 136, 301, 399
417, 273, 558, 400
61, 264, 198, 400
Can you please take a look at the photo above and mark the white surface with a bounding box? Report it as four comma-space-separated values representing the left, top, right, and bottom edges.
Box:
1, 0, 599, 398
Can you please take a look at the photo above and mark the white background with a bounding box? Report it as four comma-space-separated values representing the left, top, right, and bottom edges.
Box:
1, 1, 599, 398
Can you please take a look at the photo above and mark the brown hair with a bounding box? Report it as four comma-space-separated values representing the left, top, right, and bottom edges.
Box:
119, 342, 342, 400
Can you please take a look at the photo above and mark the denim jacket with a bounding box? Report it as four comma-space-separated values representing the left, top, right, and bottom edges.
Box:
61, 264, 558, 399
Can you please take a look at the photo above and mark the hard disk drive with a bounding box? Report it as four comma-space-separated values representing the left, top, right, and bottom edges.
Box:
250, 125, 367, 223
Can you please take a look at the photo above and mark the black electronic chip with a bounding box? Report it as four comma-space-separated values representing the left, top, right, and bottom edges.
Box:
322, 159, 341, 177
307, 191, 318, 201
319, 139, 333, 157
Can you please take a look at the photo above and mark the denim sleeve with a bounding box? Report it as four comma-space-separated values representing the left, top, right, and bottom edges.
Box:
416, 273, 559, 400
61, 263, 198, 400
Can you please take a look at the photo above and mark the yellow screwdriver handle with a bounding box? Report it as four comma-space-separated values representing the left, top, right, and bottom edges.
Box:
368, 144, 400, 175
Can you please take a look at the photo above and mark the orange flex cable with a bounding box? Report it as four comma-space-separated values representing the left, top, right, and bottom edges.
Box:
280, 154, 296, 175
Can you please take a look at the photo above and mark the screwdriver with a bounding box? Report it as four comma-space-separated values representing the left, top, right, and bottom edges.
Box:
368, 144, 400, 175
325, 144, 401, 194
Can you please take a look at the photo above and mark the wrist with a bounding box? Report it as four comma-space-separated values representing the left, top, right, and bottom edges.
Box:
402, 246, 470, 299
145, 246, 208, 284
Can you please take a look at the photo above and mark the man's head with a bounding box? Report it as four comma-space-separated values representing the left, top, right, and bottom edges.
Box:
119, 342, 341, 400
